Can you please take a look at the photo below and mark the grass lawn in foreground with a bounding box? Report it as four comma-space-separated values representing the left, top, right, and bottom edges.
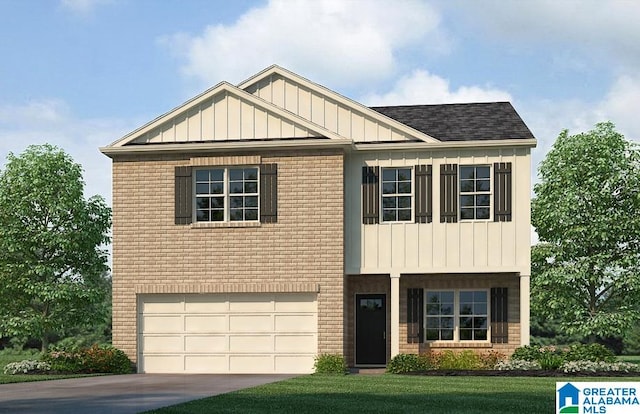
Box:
144, 374, 640, 414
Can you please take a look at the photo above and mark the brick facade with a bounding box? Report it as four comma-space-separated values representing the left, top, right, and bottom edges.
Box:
111, 149, 345, 364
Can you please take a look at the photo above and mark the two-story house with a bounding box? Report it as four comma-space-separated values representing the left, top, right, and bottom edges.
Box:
100, 65, 535, 374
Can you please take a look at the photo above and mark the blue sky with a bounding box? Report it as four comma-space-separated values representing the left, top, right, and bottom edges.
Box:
1, 0, 639, 205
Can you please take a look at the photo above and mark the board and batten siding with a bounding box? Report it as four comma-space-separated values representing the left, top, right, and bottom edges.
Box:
131, 91, 316, 144
344, 148, 531, 275
244, 74, 416, 143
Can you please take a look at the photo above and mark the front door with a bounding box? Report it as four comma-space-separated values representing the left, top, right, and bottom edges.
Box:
355, 294, 386, 365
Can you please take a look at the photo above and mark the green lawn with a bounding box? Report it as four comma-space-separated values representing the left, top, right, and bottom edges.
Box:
144, 374, 640, 414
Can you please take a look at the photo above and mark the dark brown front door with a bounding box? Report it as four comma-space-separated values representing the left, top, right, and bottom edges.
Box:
355, 294, 386, 365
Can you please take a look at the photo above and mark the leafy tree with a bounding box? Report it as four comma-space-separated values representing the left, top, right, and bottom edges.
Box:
0, 144, 111, 350
531, 122, 640, 339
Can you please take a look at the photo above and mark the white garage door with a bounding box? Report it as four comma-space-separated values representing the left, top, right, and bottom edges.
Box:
138, 293, 317, 374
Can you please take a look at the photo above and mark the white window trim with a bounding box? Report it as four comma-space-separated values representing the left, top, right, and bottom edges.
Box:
380, 166, 414, 223
459, 164, 492, 222
193, 166, 260, 223
424, 289, 490, 343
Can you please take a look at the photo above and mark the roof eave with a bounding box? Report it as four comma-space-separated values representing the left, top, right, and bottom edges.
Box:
100, 138, 354, 158
354, 138, 537, 151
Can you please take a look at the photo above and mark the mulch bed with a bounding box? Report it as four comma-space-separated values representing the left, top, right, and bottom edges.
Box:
404, 370, 640, 377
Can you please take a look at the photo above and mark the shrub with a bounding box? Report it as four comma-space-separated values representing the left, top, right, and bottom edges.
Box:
386, 353, 430, 374
43, 345, 133, 374
80, 345, 133, 374
511, 345, 547, 362
538, 352, 565, 370
427, 350, 485, 370
478, 351, 507, 369
43, 350, 84, 373
3, 360, 51, 375
565, 343, 616, 363
313, 354, 348, 374
495, 359, 541, 370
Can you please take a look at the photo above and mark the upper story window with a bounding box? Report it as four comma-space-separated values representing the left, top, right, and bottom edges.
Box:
381, 167, 412, 222
459, 165, 491, 220
425, 289, 488, 342
195, 167, 259, 222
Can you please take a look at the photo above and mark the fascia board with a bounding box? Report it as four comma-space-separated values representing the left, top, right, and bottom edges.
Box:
238, 65, 440, 144
100, 138, 354, 157
354, 138, 537, 151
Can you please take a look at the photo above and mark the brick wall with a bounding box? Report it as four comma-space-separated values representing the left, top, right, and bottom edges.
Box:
111, 149, 345, 363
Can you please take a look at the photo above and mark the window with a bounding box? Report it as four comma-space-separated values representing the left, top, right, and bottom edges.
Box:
195, 167, 259, 222
459, 165, 490, 220
381, 167, 412, 222
425, 291, 454, 341
425, 290, 488, 342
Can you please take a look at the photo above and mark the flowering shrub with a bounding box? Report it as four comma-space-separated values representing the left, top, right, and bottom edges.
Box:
495, 359, 541, 370
3, 360, 51, 375
426, 350, 506, 370
561, 361, 640, 374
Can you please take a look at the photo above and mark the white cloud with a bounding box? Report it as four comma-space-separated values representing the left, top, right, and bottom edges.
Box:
361, 69, 512, 106
445, 0, 640, 74
0, 99, 133, 206
161, 0, 447, 89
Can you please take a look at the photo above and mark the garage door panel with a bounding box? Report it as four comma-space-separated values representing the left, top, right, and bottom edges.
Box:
275, 315, 316, 332
229, 335, 273, 352
275, 335, 316, 352
142, 315, 183, 333
143, 335, 183, 353
229, 355, 273, 373
184, 295, 227, 312
185, 356, 227, 372
143, 355, 184, 373
185, 335, 227, 352
140, 295, 184, 313
185, 315, 227, 332
275, 355, 315, 373
229, 315, 273, 332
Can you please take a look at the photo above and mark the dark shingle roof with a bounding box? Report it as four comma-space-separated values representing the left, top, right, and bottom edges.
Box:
370, 102, 535, 142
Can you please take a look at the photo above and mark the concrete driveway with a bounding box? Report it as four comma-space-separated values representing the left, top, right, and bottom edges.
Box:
0, 374, 297, 413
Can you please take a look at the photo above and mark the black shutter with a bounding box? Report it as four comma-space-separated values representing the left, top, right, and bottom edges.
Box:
415, 165, 432, 223
407, 288, 424, 343
260, 164, 278, 223
494, 162, 512, 222
175, 166, 193, 225
491, 287, 509, 343
440, 164, 458, 223
362, 166, 379, 224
